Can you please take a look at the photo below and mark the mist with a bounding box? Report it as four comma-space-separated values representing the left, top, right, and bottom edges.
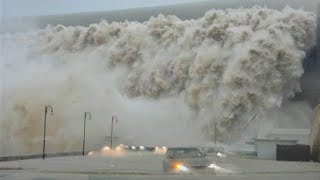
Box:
0, 6, 316, 156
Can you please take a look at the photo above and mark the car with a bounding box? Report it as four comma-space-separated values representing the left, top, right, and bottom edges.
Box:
162, 147, 215, 174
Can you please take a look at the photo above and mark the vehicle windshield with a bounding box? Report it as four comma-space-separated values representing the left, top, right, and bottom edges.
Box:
168, 149, 204, 158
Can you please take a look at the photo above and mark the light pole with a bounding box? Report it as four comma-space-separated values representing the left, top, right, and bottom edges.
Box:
43, 105, 54, 159
214, 107, 225, 145
110, 116, 118, 149
214, 122, 217, 145
83, 112, 91, 156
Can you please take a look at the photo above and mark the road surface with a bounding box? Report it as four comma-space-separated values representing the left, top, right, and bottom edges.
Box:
0, 152, 320, 180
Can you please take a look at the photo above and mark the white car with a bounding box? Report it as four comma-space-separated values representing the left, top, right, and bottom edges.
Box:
162, 147, 214, 174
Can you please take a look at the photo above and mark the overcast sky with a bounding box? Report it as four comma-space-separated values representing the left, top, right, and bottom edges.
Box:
1, 0, 206, 19
0, 0, 316, 21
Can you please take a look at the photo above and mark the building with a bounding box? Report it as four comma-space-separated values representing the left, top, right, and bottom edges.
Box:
255, 128, 311, 160
310, 104, 320, 161
263, 128, 310, 144
255, 139, 298, 160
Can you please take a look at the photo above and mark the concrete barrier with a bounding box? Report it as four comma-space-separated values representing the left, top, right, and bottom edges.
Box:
0, 151, 89, 162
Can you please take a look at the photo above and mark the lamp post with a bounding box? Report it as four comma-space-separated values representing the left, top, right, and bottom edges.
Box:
110, 116, 118, 149
83, 112, 91, 156
214, 107, 226, 145
214, 122, 217, 145
43, 105, 54, 160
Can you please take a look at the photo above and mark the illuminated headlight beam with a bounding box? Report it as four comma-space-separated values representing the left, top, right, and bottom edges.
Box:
102, 146, 111, 151
176, 164, 189, 172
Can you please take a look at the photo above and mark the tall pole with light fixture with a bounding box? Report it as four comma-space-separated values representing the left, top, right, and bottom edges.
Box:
83, 112, 91, 156
110, 116, 118, 149
43, 105, 54, 160
214, 122, 217, 145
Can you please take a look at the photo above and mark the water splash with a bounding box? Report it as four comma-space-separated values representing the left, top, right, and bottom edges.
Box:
0, 6, 316, 154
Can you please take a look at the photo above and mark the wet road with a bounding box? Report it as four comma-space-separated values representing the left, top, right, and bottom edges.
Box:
1, 152, 320, 180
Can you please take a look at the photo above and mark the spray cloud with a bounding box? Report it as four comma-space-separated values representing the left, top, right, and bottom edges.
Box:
0, 6, 316, 155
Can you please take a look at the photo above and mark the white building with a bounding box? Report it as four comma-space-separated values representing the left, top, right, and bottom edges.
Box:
263, 128, 310, 144
255, 139, 298, 160
254, 128, 310, 159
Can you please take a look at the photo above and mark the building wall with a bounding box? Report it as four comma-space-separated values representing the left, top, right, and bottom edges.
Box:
255, 139, 297, 160
264, 129, 310, 144
266, 134, 309, 144
310, 105, 320, 154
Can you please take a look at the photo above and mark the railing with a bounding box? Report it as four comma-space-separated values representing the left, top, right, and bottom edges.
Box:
0, 151, 89, 162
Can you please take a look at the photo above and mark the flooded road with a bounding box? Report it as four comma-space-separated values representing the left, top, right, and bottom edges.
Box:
1, 152, 320, 180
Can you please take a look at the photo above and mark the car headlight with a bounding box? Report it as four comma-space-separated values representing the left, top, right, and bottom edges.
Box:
115, 146, 122, 151
177, 164, 189, 172
102, 146, 111, 151
173, 163, 189, 172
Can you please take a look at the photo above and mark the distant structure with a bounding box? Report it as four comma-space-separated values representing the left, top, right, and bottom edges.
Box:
310, 104, 320, 161
255, 128, 310, 160
263, 128, 310, 144
255, 139, 298, 160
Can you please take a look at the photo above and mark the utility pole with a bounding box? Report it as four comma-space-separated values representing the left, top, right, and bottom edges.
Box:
83, 112, 91, 156
43, 105, 54, 160
110, 116, 117, 149
214, 122, 217, 145
214, 107, 226, 145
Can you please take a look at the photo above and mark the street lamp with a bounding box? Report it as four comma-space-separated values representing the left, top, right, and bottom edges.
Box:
214, 122, 217, 145
82, 112, 91, 156
43, 105, 54, 160
110, 115, 118, 149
